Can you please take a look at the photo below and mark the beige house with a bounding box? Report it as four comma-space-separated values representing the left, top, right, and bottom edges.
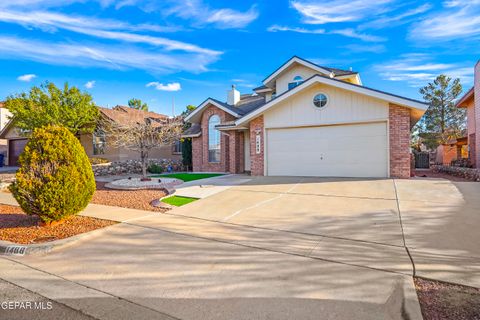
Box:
0, 105, 182, 166
184, 56, 428, 178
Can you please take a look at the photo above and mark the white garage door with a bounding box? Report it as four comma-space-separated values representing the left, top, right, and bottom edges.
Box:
266, 122, 388, 177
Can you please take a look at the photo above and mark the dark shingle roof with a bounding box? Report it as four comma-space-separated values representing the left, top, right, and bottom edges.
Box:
183, 123, 201, 136
253, 85, 271, 91
210, 94, 266, 117
262, 56, 357, 83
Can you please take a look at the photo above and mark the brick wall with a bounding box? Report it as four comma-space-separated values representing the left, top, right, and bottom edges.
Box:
249, 115, 264, 176
389, 104, 411, 178
191, 105, 235, 173
228, 130, 244, 173
474, 60, 480, 168
469, 133, 476, 167
192, 136, 202, 172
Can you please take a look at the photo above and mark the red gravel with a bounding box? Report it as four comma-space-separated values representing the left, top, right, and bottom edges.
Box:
0, 204, 117, 244
91, 182, 168, 212
414, 169, 474, 182
415, 277, 480, 320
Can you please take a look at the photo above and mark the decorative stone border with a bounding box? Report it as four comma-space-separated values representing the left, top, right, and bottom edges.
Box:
104, 177, 183, 190
92, 159, 183, 176
431, 165, 480, 182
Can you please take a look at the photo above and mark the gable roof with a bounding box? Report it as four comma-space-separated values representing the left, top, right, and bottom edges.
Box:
100, 105, 168, 125
184, 95, 266, 123
262, 56, 358, 85
236, 74, 428, 126
455, 87, 474, 108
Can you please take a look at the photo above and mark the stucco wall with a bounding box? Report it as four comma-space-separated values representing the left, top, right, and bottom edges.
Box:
474, 60, 480, 168
80, 133, 180, 162
264, 83, 389, 128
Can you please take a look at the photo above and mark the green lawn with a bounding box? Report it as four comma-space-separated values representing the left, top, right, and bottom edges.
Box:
161, 196, 198, 207
153, 173, 224, 182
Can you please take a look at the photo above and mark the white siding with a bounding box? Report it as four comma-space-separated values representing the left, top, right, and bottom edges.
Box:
264, 83, 389, 128
275, 64, 321, 95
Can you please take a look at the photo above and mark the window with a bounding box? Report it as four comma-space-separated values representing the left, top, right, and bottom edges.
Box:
173, 140, 182, 154
92, 130, 106, 155
288, 75, 303, 90
313, 93, 328, 108
208, 115, 221, 162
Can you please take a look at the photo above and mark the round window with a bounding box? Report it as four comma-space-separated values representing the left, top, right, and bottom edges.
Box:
313, 93, 328, 108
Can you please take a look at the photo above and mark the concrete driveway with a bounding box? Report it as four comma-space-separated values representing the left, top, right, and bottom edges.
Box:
1, 176, 478, 320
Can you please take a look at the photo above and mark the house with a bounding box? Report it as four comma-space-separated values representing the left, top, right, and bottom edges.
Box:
0, 105, 182, 166
455, 61, 480, 168
0, 102, 13, 157
183, 56, 428, 178
435, 137, 468, 165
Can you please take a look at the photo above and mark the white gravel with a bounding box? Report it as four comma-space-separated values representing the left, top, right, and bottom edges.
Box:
106, 177, 183, 190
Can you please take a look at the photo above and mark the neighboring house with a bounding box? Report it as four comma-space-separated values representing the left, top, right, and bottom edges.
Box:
183, 56, 428, 178
0, 102, 13, 157
435, 137, 468, 165
455, 61, 479, 168
0, 105, 181, 166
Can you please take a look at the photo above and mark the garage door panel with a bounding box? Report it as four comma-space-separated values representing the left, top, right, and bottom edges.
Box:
266, 123, 388, 177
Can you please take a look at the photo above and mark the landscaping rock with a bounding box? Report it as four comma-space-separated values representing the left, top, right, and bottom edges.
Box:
92, 159, 183, 176
431, 165, 480, 182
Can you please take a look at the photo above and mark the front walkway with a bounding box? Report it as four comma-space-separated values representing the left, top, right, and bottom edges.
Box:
172, 174, 252, 199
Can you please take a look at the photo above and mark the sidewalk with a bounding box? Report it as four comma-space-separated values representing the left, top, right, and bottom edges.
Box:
0, 192, 153, 223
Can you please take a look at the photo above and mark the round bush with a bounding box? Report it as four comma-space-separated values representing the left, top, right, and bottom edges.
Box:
9, 125, 96, 223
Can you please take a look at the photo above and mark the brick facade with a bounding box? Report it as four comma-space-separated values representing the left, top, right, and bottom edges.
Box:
474, 61, 480, 168
249, 115, 264, 176
191, 105, 235, 172
389, 104, 411, 178
191, 136, 203, 172
228, 130, 245, 174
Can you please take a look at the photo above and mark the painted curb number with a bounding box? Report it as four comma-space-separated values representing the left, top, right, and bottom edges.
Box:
4, 246, 27, 256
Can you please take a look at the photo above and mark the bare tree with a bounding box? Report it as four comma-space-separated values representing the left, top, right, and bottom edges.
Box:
99, 117, 183, 179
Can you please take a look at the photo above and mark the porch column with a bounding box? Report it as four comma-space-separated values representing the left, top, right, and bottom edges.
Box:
228, 130, 244, 174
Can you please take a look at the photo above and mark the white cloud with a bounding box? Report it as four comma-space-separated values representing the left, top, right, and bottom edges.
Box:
17, 74, 37, 82
163, 1, 258, 29
85, 80, 96, 89
267, 25, 385, 42
268, 25, 325, 34
410, 1, 480, 41
330, 28, 386, 42
146, 82, 181, 91
290, 0, 393, 24
375, 54, 474, 87
360, 3, 432, 29
0, 11, 214, 54
0, 36, 219, 74
206, 6, 259, 29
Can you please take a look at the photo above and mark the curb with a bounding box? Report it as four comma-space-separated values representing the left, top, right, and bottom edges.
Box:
0, 224, 118, 256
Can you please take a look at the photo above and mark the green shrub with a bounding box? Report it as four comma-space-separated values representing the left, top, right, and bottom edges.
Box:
147, 163, 164, 174
9, 125, 96, 223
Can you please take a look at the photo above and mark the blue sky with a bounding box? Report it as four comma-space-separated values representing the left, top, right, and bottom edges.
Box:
0, 0, 478, 115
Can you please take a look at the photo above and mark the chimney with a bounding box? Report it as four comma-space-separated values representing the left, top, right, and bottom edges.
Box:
227, 85, 240, 106
474, 60, 480, 167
